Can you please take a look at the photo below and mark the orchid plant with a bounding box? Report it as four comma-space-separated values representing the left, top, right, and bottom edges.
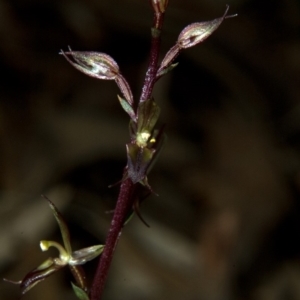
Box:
4, 1, 235, 299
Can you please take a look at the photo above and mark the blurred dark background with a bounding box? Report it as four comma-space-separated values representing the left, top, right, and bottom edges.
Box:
1, 0, 300, 299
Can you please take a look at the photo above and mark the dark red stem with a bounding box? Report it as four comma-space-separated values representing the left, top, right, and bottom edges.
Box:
139, 12, 165, 103
90, 9, 165, 300
90, 178, 135, 300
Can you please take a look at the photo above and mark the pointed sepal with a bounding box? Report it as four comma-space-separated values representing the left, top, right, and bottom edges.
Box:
69, 245, 104, 266
19, 258, 62, 295
42, 195, 72, 255
69, 265, 88, 292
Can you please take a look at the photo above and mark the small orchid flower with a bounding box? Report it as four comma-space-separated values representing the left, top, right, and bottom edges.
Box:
60, 48, 135, 116
157, 5, 237, 77
4, 196, 104, 296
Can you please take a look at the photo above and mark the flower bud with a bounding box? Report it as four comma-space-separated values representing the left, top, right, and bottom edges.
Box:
178, 5, 230, 49
61, 49, 120, 80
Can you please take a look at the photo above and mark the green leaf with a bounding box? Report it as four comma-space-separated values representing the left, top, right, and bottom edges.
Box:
71, 282, 90, 300
118, 95, 136, 121
42, 195, 72, 255
156, 62, 178, 78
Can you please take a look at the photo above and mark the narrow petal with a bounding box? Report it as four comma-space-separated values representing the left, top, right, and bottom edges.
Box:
42, 195, 72, 255
69, 265, 88, 292
69, 245, 104, 266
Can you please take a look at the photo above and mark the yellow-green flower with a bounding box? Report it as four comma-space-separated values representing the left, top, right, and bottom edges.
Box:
4, 196, 104, 296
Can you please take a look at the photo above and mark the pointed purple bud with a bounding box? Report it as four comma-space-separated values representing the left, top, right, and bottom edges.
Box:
177, 5, 231, 49
61, 49, 120, 80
